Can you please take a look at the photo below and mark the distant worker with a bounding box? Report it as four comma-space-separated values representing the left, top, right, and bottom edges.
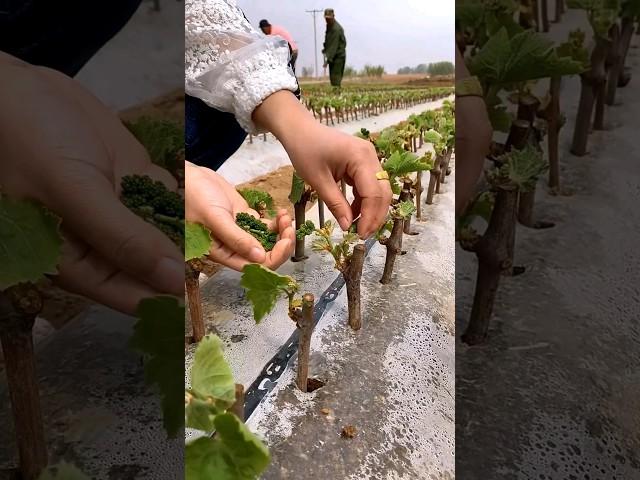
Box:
322, 8, 347, 88
259, 19, 299, 73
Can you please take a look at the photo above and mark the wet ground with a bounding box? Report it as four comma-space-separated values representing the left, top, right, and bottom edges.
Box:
455, 5, 640, 478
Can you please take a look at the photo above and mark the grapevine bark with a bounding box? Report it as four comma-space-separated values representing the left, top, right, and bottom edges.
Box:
296, 294, 315, 392
292, 190, 312, 262
380, 216, 405, 284
0, 285, 48, 480
462, 188, 518, 345
571, 39, 609, 156
185, 263, 205, 343
426, 155, 442, 204
344, 244, 365, 330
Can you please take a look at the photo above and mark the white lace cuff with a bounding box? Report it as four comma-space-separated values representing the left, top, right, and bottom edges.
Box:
186, 36, 297, 134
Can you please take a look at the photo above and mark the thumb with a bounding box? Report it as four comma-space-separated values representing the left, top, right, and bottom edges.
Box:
312, 175, 352, 230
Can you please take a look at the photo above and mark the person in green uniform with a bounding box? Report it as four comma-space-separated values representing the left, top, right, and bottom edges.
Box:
322, 8, 346, 88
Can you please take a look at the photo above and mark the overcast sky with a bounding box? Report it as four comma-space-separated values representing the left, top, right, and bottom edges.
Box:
237, 0, 454, 76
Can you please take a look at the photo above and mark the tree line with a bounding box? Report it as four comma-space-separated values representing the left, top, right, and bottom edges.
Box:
397, 61, 454, 76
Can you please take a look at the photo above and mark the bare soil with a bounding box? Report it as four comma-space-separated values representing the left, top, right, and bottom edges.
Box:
236, 165, 319, 218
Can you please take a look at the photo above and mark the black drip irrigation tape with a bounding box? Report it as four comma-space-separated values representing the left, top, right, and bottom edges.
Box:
242, 237, 377, 420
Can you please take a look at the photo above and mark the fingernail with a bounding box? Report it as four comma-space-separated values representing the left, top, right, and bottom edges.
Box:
338, 216, 349, 230
153, 257, 185, 294
249, 247, 266, 263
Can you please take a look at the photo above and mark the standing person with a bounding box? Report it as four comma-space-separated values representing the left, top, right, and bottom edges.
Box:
322, 8, 347, 88
259, 19, 299, 73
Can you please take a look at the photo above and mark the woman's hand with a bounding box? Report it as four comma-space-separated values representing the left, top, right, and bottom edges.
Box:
0, 57, 183, 314
185, 162, 295, 271
253, 91, 393, 239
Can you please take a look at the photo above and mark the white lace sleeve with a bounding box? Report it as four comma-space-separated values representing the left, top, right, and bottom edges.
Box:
185, 0, 298, 134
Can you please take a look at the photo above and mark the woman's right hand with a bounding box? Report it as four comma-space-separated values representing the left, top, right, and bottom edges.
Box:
185, 162, 295, 271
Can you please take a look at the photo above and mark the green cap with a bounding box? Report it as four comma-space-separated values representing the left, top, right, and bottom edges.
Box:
324, 8, 335, 18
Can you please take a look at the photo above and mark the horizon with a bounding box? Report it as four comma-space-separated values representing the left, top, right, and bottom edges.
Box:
237, 0, 455, 77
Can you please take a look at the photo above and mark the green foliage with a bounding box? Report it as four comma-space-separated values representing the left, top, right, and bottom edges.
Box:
397, 61, 453, 75
185, 413, 270, 480
355, 127, 371, 140
457, 191, 496, 231
185, 335, 235, 431
469, 28, 586, 86
130, 296, 185, 438
556, 30, 590, 73
185, 222, 213, 261
621, 0, 640, 18
362, 64, 386, 77
185, 336, 270, 480
238, 189, 275, 217
374, 127, 406, 158
240, 264, 298, 322
457, 0, 521, 48
427, 61, 455, 76
487, 146, 548, 191
0, 197, 63, 290
383, 151, 433, 176
311, 220, 359, 271
236, 213, 277, 252
120, 174, 184, 248
393, 201, 417, 219
124, 117, 184, 174
38, 462, 90, 480
567, 0, 620, 38
383, 151, 434, 193
288, 172, 307, 204
375, 218, 394, 240
296, 220, 316, 240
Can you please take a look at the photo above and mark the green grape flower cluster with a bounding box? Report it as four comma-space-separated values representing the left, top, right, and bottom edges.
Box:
296, 220, 316, 240
120, 175, 184, 248
236, 212, 277, 251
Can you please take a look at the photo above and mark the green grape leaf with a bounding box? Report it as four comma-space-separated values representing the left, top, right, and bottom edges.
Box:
383, 151, 432, 177
469, 28, 585, 86
423, 129, 443, 146
238, 189, 275, 217
289, 172, 306, 204
240, 264, 297, 323
190, 335, 235, 409
185, 222, 213, 261
186, 394, 219, 432
394, 201, 417, 219
567, 0, 620, 38
0, 197, 63, 290
489, 145, 548, 191
185, 413, 270, 480
38, 462, 90, 480
130, 296, 184, 438
556, 30, 590, 73
186, 337, 235, 433
458, 191, 495, 229
487, 104, 513, 132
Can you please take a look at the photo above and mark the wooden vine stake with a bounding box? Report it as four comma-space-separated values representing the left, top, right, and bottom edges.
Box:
0, 284, 48, 480
296, 294, 315, 392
